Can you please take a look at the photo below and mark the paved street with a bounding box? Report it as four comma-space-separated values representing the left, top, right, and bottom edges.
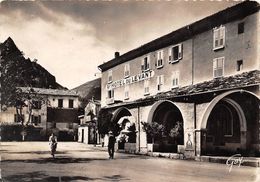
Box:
0, 142, 259, 182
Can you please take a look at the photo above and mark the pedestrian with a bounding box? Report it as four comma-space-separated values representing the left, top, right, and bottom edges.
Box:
49, 133, 58, 158
108, 131, 116, 159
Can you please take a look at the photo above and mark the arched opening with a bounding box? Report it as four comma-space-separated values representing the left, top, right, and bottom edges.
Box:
111, 107, 136, 150
147, 100, 184, 152
202, 91, 260, 156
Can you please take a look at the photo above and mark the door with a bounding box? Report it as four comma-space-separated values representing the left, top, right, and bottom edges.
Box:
82, 129, 84, 143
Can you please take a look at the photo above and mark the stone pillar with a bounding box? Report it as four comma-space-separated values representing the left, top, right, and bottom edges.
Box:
196, 129, 207, 156
195, 130, 206, 157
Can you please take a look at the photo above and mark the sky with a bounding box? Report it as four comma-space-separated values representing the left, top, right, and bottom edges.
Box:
0, 0, 240, 89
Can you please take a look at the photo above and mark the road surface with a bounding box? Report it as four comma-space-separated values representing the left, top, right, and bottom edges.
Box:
1, 142, 259, 182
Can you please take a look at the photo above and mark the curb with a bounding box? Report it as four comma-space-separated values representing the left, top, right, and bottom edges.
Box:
120, 149, 260, 168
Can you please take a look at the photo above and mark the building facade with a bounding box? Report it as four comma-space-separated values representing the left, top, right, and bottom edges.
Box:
0, 87, 79, 140
98, 1, 260, 158
78, 99, 101, 145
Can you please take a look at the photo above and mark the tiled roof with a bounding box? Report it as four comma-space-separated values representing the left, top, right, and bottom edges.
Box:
164, 70, 260, 97
104, 70, 259, 109
98, 1, 259, 72
19, 87, 79, 97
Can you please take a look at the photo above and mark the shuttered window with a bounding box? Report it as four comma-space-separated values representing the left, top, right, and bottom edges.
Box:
213, 57, 224, 78
213, 26, 225, 50
169, 44, 182, 63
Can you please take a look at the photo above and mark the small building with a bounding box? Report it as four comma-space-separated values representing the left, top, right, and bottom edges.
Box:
98, 1, 260, 158
72, 78, 102, 145
78, 99, 101, 144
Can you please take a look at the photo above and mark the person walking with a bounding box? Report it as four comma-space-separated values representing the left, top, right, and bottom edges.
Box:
108, 131, 116, 159
49, 133, 58, 158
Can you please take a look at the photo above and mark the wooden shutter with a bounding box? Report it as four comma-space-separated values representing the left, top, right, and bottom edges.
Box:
168, 48, 172, 62
141, 59, 144, 71
178, 44, 183, 60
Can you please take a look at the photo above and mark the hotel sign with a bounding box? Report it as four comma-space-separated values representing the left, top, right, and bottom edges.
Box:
106, 70, 154, 90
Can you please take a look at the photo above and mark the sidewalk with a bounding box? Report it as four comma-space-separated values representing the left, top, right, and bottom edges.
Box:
92, 145, 260, 167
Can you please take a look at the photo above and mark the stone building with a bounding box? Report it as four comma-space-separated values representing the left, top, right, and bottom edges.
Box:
0, 87, 80, 140
78, 99, 101, 144
98, 1, 260, 158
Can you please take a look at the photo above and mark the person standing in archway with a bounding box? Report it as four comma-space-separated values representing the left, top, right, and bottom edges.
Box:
108, 131, 116, 159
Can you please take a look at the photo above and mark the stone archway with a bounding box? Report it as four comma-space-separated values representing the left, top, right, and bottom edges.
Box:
147, 100, 184, 152
111, 107, 136, 149
200, 90, 260, 156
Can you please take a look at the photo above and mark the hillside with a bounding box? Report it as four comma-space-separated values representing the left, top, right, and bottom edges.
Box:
72, 78, 101, 107
0, 37, 65, 89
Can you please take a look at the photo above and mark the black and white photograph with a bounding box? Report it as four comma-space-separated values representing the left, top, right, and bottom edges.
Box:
0, 0, 259, 181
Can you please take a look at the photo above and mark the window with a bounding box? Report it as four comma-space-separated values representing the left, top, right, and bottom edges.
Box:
58, 99, 63, 108
69, 99, 74, 108
107, 89, 114, 99
124, 85, 129, 100
213, 57, 224, 78
157, 75, 164, 92
144, 80, 150, 95
238, 22, 244, 34
169, 44, 182, 63
141, 56, 150, 71
213, 26, 225, 50
108, 70, 113, 83
31, 115, 41, 126
32, 100, 41, 109
124, 64, 130, 78
237, 60, 243, 71
156, 50, 164, 68
14, 114, 24, 123
171, 71, 180, 88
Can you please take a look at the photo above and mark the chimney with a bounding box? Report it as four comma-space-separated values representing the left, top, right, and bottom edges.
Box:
115, 52, 120, 58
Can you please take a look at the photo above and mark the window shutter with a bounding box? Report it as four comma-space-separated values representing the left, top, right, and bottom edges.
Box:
141, 59, 144, 71
161, 50, 164, 60
161, 51, 164, 66
147, 56, 150, 69
168, 48, 172, 62
178, 44, 183, 60
39, 115, 41, 123
157, 51, 160, 60
155, 59, 157, 67
220, 26, 225, 46
213, 29, 219, 48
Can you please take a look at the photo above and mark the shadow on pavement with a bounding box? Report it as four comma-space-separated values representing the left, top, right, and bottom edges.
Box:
2, 156, 108, 164
4, 151, 68, 155
3, 171, 130, 181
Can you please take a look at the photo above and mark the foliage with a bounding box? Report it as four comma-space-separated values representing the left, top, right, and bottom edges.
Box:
0, 37, 62, 125
97, 109, 113, 135
0, 123, 43, 141
125, 124, 136, 143
169, 121, 183, 144
141, 121, 165, 143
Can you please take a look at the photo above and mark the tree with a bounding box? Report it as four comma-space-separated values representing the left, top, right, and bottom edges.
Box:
141, 121, 165, 143
169, 121, 183, 144
0, 38, 45, 126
